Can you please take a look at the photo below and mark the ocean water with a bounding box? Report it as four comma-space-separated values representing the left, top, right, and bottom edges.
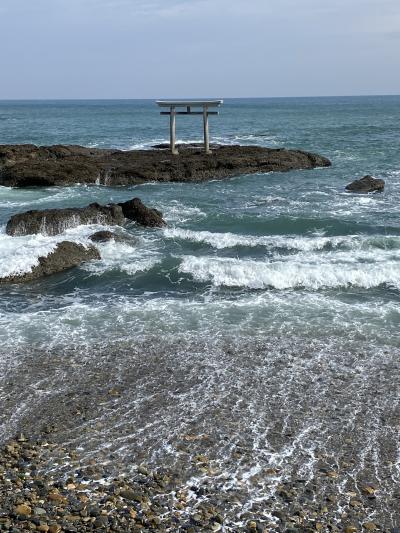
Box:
0, 97, 399, 527
1, 97, 400, 350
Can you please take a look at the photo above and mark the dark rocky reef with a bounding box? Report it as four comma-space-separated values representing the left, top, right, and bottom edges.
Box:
0, 144, 332, 187
0, 242, 100, 283
345, 175, 385, 193
6, 197, 166, 236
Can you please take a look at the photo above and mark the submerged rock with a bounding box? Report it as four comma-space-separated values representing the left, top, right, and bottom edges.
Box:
89, 230, 117, 242
0, 241, 100, 283
345, 175, 385, 193
6, 197, 165, 236
0, 143, 332, 187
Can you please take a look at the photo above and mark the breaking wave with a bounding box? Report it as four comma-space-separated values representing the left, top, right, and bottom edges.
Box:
165, 227, 400, 252
0, 224, 157, 279
179, 254, 400, 290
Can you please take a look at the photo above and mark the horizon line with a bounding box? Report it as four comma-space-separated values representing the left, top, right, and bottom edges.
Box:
0, 93, 400, 102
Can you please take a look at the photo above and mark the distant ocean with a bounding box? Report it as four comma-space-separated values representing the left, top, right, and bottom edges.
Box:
0, 97, 399, 527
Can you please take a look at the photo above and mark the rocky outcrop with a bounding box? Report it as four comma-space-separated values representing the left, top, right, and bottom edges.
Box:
6, 203, 125, 236
345, 175, 385, 193
0, 242, 100, 283
119, 198, 166, 228
6, 198, 166, 236
0, 144, 332, 187
89, 230, 117, 242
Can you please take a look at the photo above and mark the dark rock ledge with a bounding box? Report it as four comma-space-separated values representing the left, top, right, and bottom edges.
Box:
6, 197, 166, 236
0, 144, 332, 187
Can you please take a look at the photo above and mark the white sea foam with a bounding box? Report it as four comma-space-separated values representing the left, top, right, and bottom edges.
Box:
164, 227, 400, 252
0, 227, 60, 278
163, 202, 207, 224
1, 287, 398, 355
0, 223, 153, 279
128, 138, 211, 150
178, 254, 400, 290
246, 195, 286, 206
127, 138, 166, 150
82, 239, 161, 276
0, 222, 113, 278
0, 185, 115, 209
212, 134, 282, 147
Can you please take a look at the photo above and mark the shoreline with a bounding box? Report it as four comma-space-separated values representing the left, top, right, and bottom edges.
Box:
0, 433, 388, 532
1, 337, 398, 531
0, 97, 399, 533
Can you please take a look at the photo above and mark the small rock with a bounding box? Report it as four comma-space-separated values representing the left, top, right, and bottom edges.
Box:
93, 515, 109, 528
350, 499, 362, 508
128, 508, 137, 519
34, 508, 47, 516
362, 485, 376, 496
325, 470, 338, 478
48, 526, 62, 533
14, 503, 32, 516
88, 505, 101, 517
345, 175, 385, 193
119, 489, 142, 502
89, 230, 116, 243
48, 492, 68, 504
137, 465, 149, 476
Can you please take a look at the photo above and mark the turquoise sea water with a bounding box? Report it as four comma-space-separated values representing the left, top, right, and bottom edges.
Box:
0, 96, 399, 351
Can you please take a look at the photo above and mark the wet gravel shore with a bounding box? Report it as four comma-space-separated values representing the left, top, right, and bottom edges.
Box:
1, 434, 397, 533
0, 337, 399, 531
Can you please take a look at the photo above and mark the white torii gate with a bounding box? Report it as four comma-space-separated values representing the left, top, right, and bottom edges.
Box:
156, 99, 223, 155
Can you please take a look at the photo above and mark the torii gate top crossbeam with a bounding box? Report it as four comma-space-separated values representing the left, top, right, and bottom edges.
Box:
156, 100, 223, 107
156, 100, 223, 155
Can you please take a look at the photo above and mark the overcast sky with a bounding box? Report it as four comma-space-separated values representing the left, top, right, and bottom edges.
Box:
1, 0, 399, 99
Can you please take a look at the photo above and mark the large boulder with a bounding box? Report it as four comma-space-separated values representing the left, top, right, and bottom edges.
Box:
0, 144, 332, 187
6, 203, 125, 236
345, 175, 385, 193
0, 241, 100, 283
119, 198, 166, 228
6, 198, 165, 236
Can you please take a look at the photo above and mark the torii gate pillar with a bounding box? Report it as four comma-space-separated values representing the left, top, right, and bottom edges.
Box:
156, 100, 224, 155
